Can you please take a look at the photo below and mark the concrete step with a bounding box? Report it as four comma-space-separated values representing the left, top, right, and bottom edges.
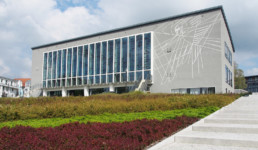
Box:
151, 143, 258, 150
213, 114, 258, 119
175, 131, 258, 148
192, 123, 258, 134
220, 109, 258, 114
204, 118, 258, 124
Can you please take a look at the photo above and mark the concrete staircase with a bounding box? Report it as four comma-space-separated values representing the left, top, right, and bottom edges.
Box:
148, 94, 258, 150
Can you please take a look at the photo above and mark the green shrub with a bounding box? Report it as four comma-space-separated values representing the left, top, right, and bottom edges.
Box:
0, 107, 219, 128
0, 93, 239, 122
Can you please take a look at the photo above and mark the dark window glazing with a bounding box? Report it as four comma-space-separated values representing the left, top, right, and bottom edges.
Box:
57, 50, 61, 78
101, 42, 107, 74
108, 74, 113, 83
89, 44, 94, 75
95, 43, 101, 75
115, 39, 120, 73
129, 36, 135, 71
95, 76, 100, 84
101, 75, 106, 83
43, 53, 48, 80
121, 73, 127, 82
108, 40, 113, 73
77, 46, 83, 76
52, 51, 57, 79
67, 48, 72, 77
61, 49, 66, 78
129, 72, 134, 81
144, 33, 151, 70
48, 52, 52, 79
136, 35, 142, 70
72, 47, 77, 77
144, 71, 151, 80
136, 71, 142, 81
83, 45, 88, 76
122, 37, 127, 72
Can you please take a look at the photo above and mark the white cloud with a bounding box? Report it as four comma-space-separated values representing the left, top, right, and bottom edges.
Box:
0, 0, 258, 78
0, 59, 10, 76
246, 68, 258, 76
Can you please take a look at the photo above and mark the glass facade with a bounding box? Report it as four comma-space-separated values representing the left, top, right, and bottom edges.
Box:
72, 47, 77, 77
67, 48, 72, 77
43, 32, 152, 88
61, 49, 66, 78
77, 46, 83, 76
52, 51, 57, 80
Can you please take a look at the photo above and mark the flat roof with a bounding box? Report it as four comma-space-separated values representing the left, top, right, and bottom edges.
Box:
32, 5, 235, 52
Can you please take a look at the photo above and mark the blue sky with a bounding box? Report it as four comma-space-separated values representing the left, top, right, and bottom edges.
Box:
0, 0, 257, 78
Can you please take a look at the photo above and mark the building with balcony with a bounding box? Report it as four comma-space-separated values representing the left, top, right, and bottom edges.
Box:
245, 75, 258, 93
31, 6, 235, 97
0, 76, 22, 97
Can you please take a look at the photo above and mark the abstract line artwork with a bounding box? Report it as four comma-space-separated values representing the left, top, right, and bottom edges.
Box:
153, 12, 222, 85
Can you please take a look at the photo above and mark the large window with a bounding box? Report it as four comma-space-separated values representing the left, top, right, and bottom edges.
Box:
42, 32, 152, 88
144, 33, 151, 70
61, 49, 66, 78
225, 42, 232, 65
52, 51, 57, 80
108, 40, 113, 73
47, 52, 52, 79
101, 42, 107, 74
43, 53, 48, 81
115, 39, 120, 73
67, 48, 72, 77
129, 36, 135, 71
122, 37, 127, 72
77, 46, 83, 76
95, 43, 101, 75
89, 44, 94, 75
225, 65, 232, 87
72, 47, 77, 77
136, 34, 142, 70
83, 45, 88, 76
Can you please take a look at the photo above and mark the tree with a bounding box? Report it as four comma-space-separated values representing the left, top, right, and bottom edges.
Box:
234, 62, 247, 89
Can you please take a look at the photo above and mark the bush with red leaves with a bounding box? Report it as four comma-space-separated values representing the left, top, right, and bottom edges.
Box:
0, 116, 198, 150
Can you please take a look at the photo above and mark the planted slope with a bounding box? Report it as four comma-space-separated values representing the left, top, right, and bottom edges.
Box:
0, 116, 198, 150
0, 93, 238, 122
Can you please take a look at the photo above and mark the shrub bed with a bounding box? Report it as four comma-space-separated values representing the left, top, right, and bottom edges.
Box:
0, 93, 239, 122
0, 107, 218, 128
0, 116, 198, 150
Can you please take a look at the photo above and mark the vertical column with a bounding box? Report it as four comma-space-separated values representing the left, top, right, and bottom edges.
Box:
62, 87, 67, 97
109, 84, 115, 92
43, 89, 47, 97
84, 86, 89, 97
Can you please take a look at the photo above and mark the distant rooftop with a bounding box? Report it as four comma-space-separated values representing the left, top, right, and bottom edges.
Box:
31, 5, 235, 52
14, 78, 31, 87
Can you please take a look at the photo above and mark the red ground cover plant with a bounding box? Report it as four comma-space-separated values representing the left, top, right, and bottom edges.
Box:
0, 116, 198, 150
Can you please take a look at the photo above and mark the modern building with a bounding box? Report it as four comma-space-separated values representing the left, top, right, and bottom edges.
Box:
245, 75, 258, 93
0, 76, 22, 97
31, 6, 235, 97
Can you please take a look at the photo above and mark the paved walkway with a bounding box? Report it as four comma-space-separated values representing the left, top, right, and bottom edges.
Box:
148, 94, 258, 150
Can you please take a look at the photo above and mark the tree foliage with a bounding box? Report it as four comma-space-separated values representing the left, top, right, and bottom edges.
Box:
234, 62, 247, 89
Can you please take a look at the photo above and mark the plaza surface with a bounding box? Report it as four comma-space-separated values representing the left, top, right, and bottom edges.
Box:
149, 93, 258, 150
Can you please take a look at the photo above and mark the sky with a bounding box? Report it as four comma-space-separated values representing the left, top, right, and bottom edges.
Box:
0, 0, 257, 78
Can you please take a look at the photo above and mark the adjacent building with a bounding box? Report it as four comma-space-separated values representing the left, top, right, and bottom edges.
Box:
0, 76, 22, 97
245, 75, 258, 93
31, 6, 235, 97
14, 78, 31, 97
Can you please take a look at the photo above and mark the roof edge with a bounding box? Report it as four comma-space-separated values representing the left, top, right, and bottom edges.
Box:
32, 5, 233, 51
